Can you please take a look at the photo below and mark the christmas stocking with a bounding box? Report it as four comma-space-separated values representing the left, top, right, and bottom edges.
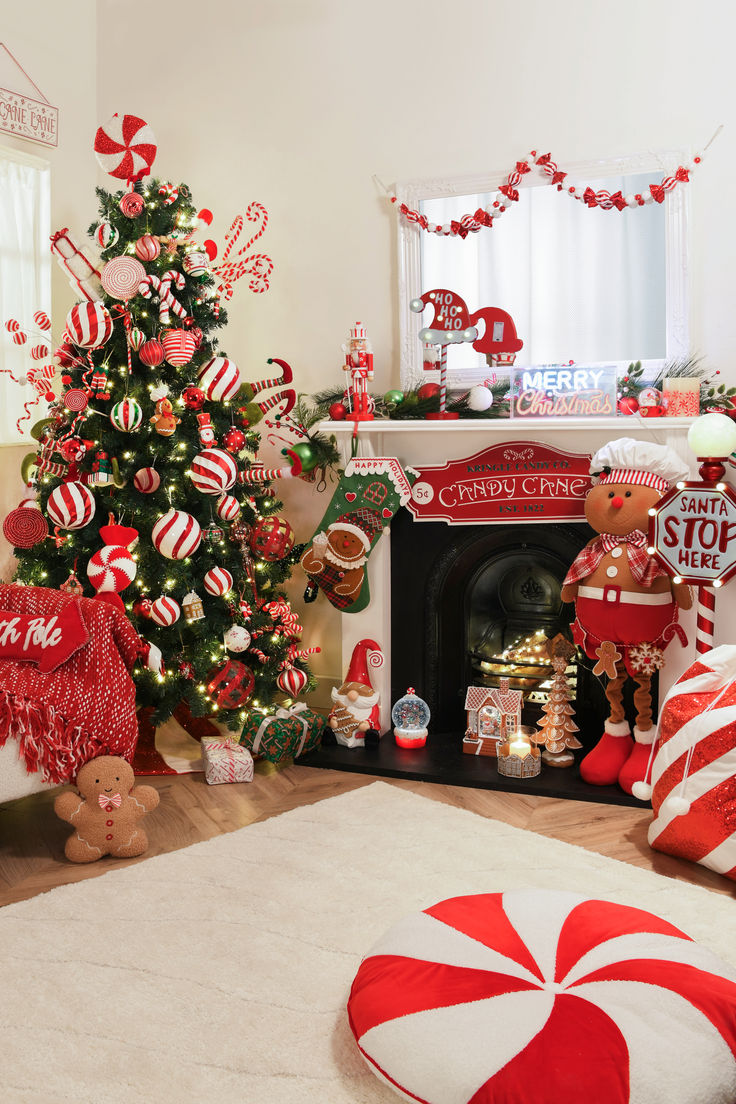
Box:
300, 457, 416, 613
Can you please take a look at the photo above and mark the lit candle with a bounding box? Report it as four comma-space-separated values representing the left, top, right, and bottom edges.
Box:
508, 734, 531, 758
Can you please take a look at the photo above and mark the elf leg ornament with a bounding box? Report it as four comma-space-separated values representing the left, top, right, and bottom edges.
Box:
300, 458, 416, 613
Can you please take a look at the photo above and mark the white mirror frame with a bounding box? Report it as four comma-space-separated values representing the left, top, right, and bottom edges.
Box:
396, 150, 690, 390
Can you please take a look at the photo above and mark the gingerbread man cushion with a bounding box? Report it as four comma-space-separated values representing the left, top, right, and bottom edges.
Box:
54, 755, 159, 863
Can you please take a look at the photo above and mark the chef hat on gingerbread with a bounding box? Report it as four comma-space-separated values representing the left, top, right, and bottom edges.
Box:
590, 437, 689, 496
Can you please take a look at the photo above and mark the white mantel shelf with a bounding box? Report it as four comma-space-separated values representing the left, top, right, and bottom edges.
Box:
322, 416, 695, 434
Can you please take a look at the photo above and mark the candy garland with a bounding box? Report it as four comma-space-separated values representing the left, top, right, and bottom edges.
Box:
382, 138, 718, 239
2, 316, 57, 432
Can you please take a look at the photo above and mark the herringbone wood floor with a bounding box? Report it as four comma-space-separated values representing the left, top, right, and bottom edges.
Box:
1, 762, 733, 907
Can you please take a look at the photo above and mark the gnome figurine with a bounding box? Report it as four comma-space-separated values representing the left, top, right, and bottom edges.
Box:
324, 638, 384, 748
560, 438, 692, 794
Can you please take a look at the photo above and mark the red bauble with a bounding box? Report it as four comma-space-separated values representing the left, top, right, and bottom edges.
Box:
418, 382, 441, 401
617, 396, 639, 415
139, 339, 165, 367
640, 406, 664, 418
277, 666, 308, 697
181, 385, 206, 410
207, 659, 255, 710
329, 402, 347, 420
223, 426, 246, 454
249, 515, 295, 561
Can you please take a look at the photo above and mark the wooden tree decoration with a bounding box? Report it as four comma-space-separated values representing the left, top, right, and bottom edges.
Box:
534, 634, 582, 768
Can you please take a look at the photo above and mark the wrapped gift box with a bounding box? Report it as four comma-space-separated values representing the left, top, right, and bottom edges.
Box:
201, 736, 254, 785
240, 702, 323, 763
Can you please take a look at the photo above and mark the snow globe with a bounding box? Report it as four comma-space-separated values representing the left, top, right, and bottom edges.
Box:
392, 687, 430, 748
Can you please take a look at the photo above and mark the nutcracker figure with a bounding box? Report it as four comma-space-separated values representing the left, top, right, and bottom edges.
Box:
342, 322, 374, 421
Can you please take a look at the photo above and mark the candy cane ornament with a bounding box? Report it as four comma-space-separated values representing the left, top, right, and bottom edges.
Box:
138, 270, 188, 325
210, 202, 274, 314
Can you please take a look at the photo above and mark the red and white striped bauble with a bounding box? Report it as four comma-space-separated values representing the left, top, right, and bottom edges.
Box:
198, 356, 241, 402
127, 328, 145, 351
94, 221, 119, 249
646, 645, 736, 882
139, 338, 165, 367
86, 544, 137, 593
162, 328, 198, 367
215, 493, 241, 522
203, 566, 234, 596
30, 343, 49, 361
150, 595, 181, 627
134, 234, 161, 262
33, 310, 51, 331
183, 251, 209, 279
46, 481, 96, 530
348, 888, 736, 1104
190, 448, 238, 495
110, 397, 143, 432
152, 509, 202, 559
65, 301, 114, 348
276, 666, 308, 696
133, 467, 161, 494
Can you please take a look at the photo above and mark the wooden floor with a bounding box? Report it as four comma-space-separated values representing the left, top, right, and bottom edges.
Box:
0, 762, 734, 906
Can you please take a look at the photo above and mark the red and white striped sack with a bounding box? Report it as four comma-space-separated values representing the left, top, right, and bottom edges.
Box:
646, 645, 736, 881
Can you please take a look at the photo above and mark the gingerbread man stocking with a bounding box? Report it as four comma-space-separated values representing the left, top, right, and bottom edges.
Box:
300, 457, 416, 613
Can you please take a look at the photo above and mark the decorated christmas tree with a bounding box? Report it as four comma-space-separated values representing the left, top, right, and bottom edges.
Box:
533, 634, 582, 767
8, 114, 319, 730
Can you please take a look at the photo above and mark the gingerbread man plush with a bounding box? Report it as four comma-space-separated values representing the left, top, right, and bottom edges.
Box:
54, 755, 160, 863
560, 438, 692, 794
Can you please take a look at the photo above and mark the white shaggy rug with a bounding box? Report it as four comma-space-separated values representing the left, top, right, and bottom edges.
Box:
1, 782, 735, 1104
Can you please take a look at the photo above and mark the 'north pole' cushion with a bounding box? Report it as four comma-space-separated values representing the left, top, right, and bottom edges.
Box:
347, 889, 736, 1104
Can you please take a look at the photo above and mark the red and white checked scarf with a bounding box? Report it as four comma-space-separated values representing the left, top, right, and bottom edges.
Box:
563, 530, 668, 588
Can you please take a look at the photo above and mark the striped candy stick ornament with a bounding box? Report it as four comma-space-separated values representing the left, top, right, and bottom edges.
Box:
696, 586, 717, 654
138, 270, 188, 325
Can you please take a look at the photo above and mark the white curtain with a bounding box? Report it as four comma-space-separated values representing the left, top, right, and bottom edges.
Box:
421, 172, 666, 369
0, 150, 51, 444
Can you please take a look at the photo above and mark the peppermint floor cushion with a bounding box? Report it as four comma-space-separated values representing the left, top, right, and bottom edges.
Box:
347, 888, 736, 1104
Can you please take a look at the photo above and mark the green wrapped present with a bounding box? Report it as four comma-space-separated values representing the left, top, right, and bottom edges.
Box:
240, 702, 324, 763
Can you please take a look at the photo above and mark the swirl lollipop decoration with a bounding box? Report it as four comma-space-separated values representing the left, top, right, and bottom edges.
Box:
94, 113, 157, 183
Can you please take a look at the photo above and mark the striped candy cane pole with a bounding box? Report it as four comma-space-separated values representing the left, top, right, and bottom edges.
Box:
438, 344, 448, 411
139, 271, 188, 325
695, 586, 716, 655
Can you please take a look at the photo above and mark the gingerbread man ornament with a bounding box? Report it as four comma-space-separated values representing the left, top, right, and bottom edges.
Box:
560, 438, 692, 794
54, 755, 160, 863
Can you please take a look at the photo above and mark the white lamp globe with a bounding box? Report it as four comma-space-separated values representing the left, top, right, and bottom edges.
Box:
687, 412, 736, 458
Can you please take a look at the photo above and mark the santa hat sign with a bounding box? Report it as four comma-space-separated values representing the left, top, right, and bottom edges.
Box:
344, 639, 383, 688
590, 437, 689, 495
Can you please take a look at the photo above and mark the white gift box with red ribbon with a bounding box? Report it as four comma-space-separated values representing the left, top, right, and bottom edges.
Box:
201, 736, 254, 785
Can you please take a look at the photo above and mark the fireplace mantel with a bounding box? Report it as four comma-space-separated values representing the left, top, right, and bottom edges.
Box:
322, 414, 700, 734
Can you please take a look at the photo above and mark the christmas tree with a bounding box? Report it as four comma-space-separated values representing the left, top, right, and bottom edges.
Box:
10, 114, 318, 731
534, 634, 582, 767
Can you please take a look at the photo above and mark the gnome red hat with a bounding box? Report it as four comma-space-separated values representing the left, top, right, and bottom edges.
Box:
328, 509, 383, 550
344, 639, 383, 689
590, 437, 689, 496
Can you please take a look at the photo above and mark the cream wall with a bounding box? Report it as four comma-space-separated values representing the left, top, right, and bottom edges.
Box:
3, 0, 735, 699
0, 1, 97, 581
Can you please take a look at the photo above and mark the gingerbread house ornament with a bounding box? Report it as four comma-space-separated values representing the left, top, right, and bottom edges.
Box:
463, 678, 523, 757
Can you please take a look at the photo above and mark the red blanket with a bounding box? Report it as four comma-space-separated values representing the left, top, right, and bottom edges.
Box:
0, 585, 143, 783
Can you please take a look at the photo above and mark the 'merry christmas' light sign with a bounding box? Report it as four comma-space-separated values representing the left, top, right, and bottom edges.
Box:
511, 366, 617, 417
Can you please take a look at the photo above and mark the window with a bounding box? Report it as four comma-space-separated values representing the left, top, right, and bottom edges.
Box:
0, 147, 51, 444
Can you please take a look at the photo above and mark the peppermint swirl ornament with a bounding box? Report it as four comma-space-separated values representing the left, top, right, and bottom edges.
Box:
2, 503, 49, 549
94, 113, 157, 182
86, 544, 137, 593
197, 356, 241, 402
100, 256, 146, 300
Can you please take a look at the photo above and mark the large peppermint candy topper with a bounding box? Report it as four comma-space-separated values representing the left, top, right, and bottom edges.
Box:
94, 113, 157, 183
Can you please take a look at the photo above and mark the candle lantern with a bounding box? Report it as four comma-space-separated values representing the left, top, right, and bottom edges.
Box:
497, 725, 541, 779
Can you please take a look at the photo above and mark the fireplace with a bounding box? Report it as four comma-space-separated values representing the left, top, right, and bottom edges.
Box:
297, 417, 697, 806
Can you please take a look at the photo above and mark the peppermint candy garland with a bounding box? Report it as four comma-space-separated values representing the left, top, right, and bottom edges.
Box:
387, 146, 709, 239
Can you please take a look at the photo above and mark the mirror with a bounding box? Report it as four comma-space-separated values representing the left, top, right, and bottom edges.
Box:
396, 152, 689, 389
